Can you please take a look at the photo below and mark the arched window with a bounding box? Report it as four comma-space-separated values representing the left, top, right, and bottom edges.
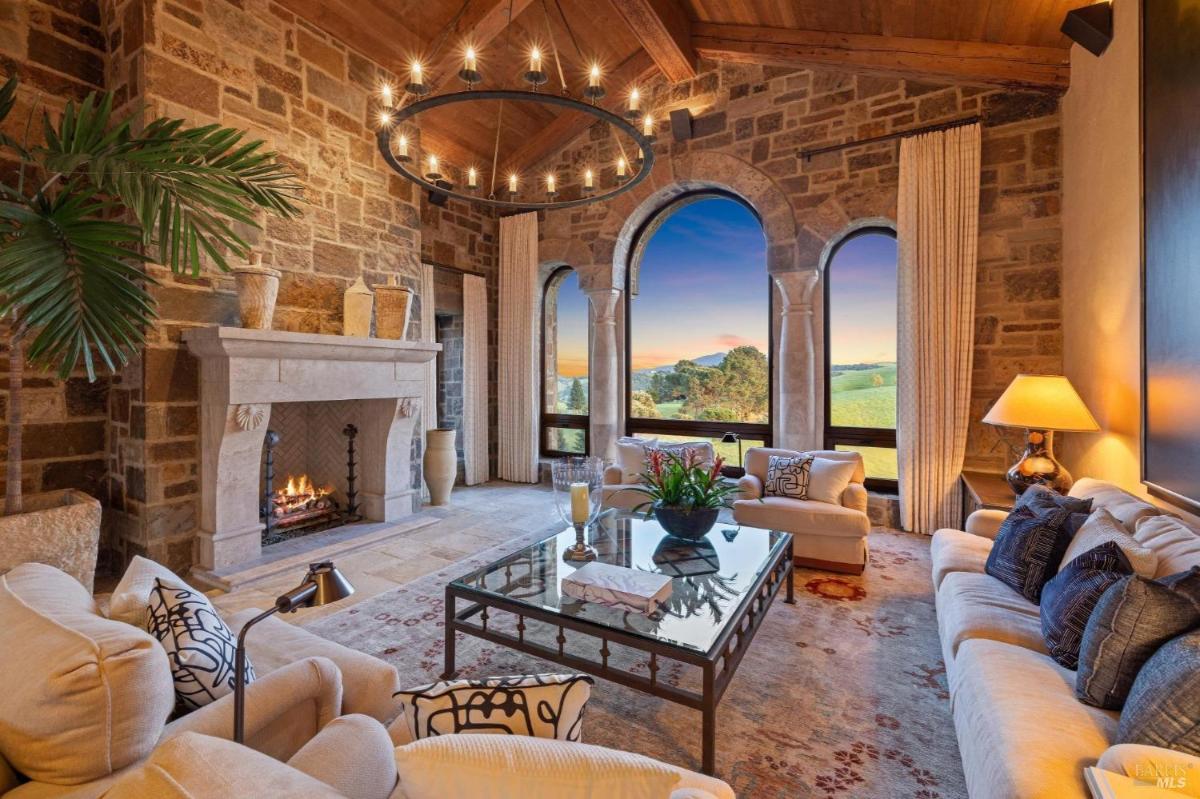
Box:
541, 266, 589, 455
824, 227, 899, 489
626, 193, 772, 462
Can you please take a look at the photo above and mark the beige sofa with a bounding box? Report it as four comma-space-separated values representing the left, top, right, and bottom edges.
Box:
932, 478, 1200, 798
732, 448, 871, 574
0, 561, 734, 799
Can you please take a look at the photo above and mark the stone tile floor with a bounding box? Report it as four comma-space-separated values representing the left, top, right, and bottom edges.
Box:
212, 481, 557, 621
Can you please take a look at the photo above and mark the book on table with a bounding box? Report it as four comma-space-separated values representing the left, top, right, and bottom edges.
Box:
562, 561, 672, 614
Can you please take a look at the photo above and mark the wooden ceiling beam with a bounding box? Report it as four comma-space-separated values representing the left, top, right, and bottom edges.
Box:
691, 23, 1070, 90
426, 0, 537, 91
608, 0, 697, 83
503, 49, 657, 174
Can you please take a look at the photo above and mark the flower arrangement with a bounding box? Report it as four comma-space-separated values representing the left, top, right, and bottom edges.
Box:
629, 448, 741, 538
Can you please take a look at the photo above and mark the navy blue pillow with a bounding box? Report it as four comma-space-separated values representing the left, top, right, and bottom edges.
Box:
1118, 629, 1200, 756
985, 506, 1076, 603
1040, 541, 1133, 669
1015, 484, 1093, 535
1077, 567, 1200, 709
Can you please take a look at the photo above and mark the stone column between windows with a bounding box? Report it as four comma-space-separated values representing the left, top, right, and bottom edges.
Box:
773, 269, 821, 452
585, 286, 622, 462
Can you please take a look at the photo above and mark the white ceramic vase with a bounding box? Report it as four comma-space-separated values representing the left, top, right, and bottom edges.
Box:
423, 428, 457, 506
343, 276, 373, 337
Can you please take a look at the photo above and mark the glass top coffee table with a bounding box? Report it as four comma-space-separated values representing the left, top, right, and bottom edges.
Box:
443, 512, 794, 775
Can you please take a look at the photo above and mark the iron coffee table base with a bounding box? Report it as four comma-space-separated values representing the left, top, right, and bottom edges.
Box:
443, 535, 794, 775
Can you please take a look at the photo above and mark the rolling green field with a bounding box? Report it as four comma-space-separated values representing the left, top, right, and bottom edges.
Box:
654, 401, 683, 418
830, 363, 898, 479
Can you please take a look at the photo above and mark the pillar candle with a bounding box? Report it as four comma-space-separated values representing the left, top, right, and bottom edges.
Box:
569, 482, 590, 524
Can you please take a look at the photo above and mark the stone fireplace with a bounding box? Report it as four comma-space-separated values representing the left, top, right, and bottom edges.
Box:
183, 327, 439, 584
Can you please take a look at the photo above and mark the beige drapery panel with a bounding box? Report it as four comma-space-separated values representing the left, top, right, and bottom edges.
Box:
897, 123, 982, 534
420, 262, 437, 500
497, 212, 540, 483
463, 274, 490, 486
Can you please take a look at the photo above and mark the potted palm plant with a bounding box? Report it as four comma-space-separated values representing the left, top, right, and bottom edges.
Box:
630, 449, 740, 540
0, 76, 302, 585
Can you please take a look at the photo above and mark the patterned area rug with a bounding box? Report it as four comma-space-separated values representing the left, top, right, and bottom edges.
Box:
305, 524, 965, 798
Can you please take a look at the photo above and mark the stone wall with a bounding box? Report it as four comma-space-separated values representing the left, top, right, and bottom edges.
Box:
0, 1, 111, 516
52, 0, 450, 571
540, 59, 1064, 472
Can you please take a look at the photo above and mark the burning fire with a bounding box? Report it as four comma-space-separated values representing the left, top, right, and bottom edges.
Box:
273, 474, 335, 516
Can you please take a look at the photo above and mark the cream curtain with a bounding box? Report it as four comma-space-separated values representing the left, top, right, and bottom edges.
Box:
897, 123, 982, 534
420, 262, 437, 500
497, 212, 540, 483
463, 274, 490, 486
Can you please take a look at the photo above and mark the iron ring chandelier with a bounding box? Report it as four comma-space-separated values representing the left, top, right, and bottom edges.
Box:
376, 90, 654, 211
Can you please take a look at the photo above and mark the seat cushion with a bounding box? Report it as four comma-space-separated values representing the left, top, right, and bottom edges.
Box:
0, 563, 174, 785
731, 496, 869, 538
1070, 478, 1164, 532
601, 483, 648, 512
951, 639, 1119, 799
936, 572, 1046, 669
104, 732, 344, 798
931, 528, 993, 589
1135, 515, 1200, 579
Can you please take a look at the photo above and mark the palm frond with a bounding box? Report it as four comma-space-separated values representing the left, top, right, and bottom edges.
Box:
0, 192, 156, 379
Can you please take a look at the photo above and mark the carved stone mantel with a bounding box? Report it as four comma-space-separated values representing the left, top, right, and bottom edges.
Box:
182, 326, 440, 572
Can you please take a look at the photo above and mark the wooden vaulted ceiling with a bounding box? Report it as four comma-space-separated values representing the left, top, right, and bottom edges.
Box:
277, 0, 1078, 177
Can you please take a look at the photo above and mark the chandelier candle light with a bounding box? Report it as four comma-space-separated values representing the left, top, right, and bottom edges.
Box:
374, 0, 653, 211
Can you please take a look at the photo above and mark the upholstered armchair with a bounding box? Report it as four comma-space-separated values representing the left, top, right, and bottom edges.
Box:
732, 448, 871, 574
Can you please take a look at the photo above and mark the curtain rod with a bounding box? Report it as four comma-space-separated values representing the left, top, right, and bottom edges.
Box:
798, 115, 981, 161
422, 258, 486, 279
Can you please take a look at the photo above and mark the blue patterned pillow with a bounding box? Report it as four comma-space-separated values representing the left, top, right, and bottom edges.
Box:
1015, 484, 1093, 535
1118, 629, 1200, 755
1077, 567, 1200, 709
985, 506, 1076, 603
1040, 541, 1133, 669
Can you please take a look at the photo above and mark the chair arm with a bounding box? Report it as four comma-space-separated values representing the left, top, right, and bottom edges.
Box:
162, 656, 343, 763
223, 607, 402, 723
288, 714, 397, 799
965, 509, 1009, 540
1097, 744, 1200, 797
603, 465, 626, 485
841, 482, 869, 515
737, 474, 763, 500
0, 752, 19, 795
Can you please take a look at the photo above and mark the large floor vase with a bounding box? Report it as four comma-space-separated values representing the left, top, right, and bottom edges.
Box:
424, 428, 457, 506
653, 505, 719, 540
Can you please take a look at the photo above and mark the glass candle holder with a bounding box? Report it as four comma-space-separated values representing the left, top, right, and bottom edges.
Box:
551, 456, 604, 561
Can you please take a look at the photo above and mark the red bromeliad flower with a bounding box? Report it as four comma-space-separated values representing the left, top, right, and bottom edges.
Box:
648, 448, 665, 480
708, 456, 724, 482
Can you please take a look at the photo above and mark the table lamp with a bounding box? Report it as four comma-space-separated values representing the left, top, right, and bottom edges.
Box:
233, 561, 354, 742
720, 432, 745, 478
982, 374, 1099, 495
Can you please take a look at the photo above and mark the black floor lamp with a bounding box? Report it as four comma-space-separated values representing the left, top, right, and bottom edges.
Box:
233, 561, 355, 743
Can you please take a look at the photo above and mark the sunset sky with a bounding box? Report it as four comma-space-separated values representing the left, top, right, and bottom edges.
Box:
629, 197, 768, 370
827, 232, 898, 365
552, 199, 898, 377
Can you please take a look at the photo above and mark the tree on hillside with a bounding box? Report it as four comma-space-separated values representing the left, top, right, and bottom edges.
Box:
872, 373, 884, 387
680, 346, 768, 423
631, 391, 660, 418
567, 378, 586, 412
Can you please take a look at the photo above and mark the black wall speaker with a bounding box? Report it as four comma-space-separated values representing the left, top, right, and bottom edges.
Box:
1061, 2, 1113, 57
669, 108, 693, 142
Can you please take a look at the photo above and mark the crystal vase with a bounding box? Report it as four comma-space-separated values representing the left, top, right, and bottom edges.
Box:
551, 456, 604, 562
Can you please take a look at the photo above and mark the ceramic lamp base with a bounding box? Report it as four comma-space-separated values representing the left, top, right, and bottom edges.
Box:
1005, 429, 1073, 495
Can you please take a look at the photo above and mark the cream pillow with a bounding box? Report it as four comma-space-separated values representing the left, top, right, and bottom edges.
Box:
806, 457, 860, 505
394, 734, 680, 799
616, 437, 657, 483
1061, 509, 1158, 578
109, 555, 192, 628
0, 563, 174, 785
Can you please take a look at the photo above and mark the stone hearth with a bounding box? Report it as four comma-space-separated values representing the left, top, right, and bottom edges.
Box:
183, 327, 440, 583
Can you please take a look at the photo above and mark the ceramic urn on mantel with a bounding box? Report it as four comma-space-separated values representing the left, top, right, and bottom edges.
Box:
232, 253, 280, 330
343, 276, 374, 337
375, 275, 413, 340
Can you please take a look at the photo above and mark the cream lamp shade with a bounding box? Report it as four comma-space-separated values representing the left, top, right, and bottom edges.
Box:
982, 374, 1099, 432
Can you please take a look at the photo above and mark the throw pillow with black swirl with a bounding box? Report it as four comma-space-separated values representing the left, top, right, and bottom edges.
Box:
394, 673, 593, 742
147, 578, 255, 712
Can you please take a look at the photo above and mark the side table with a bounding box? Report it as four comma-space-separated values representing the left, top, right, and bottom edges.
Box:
960, 470, 1016, 528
